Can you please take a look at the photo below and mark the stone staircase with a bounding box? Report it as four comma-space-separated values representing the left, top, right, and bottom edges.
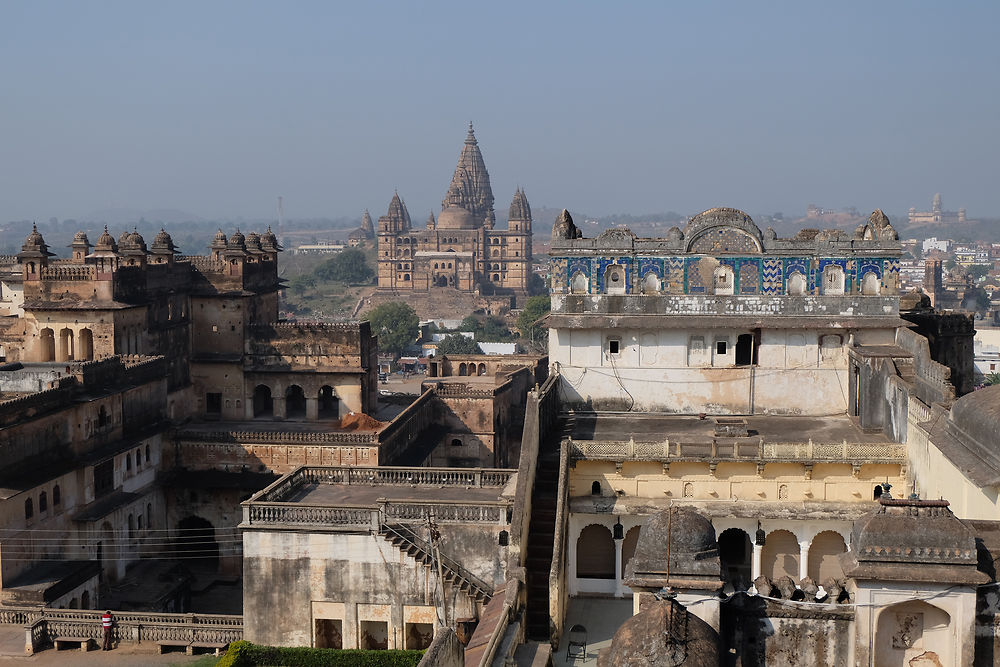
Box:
524, 446, 560, 640
380, 522, 493, 604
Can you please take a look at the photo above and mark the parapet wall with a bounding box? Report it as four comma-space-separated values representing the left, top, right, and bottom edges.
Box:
896, 327, 955, 406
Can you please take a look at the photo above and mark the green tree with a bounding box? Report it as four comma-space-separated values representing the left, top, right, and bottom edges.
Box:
366, 302, 419, 355
436, 334, 483, 355
459, 315, 481, 332
315, 248, 374, 284
517, 295, 551, 350
288, 274, 316, 295
985, 372, 1000, 386
968, 264, 991, 280
479, 316, 514, 342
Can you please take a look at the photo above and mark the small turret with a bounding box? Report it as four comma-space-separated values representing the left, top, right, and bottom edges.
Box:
211, 229, 228, 261
259, 226, 281, 261
118, 228, 148, 267
150, 228, 178, 265
379, 192, 411, 233
71, 231, 91, 262
552, 209, 581, 240
426, 211, 436, 230
18, 223, 55, 280
360, 209, 374, 239
507, 187, 532, 233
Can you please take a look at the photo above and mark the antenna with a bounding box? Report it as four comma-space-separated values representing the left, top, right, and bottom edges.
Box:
277, 196, 284, 245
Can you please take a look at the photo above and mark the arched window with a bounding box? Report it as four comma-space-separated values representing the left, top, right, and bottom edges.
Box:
25, 498, 33, 520
451, 438, 463, 447
403, 274, 410, 281
128, 513, 135, 538
145, 444, 151, 462
861, 271, 880, 295
53, 485, 61, 507
808, 531, 847, 582
621, 526, 641, 579
285, 385, 306, 419
591, 481, 602, 495
642, 272, 659, 294
252, 385, 273, 418
604, 265, 625, 295
39, 491, 47, 513
493, 273, 500, 281
571, 272, 588, 294
713, 265, 734, 295
492, 249, 499, 257
126, 453, 132, 471
760, 529, 800, 581
576, 525, 615, 579
787, 271, 807, 296
822, 264, 845, 295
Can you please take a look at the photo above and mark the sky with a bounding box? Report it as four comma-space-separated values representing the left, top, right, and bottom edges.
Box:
2, 1, 999, 224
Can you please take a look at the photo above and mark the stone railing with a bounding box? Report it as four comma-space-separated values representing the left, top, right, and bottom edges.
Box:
0, 606, 242, 655
243, 498, 510, 528
40, 265, 95, 281
569, 438, 906, 463
552, 293, 900, 317
177, 428, 380, 445
434, 383, 497, 399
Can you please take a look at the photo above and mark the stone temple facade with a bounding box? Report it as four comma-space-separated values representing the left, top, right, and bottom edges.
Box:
375, 124, 532, 298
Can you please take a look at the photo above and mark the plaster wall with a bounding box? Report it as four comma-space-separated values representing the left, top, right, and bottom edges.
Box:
906, 416, 1000, 520
243, 524, 505, 648
551, 328, 856, 414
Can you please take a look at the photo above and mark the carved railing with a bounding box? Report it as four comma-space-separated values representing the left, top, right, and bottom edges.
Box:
251, 466, 514, 503
243, 498, 509, 528
569, 438, 906, 462
176, 429, 380, 445
0, 606, 243, 654
40, 265, 95, 281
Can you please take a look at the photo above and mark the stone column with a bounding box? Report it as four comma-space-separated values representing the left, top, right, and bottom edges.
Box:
614, 536, 624, 596
798, 540, 810, 584
273, 397, 286, 420
751, 543, 763, 580
306, 397, 319, 421
245, 398, 255, 420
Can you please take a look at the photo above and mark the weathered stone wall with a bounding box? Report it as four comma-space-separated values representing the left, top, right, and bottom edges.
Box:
720, 596, 853, 666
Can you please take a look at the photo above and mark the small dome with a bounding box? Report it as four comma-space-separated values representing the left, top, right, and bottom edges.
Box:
261, 226, 278, 248
118, 231, 132, 245
154, 228, 172, 245
212, 229, 228, 245
245, 232, 261, 250
24, 224, 45, 246
601, 599, 719, 667
436, 204, 477, 229
228, 229, 246, 248
73, 230, 90, 244
626, 507, 720, 582
96, 226, 117, 250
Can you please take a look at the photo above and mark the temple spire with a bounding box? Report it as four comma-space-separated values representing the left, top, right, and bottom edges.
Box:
442, 123, 494, 223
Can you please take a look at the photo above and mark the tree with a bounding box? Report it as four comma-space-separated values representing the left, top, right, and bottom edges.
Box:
480, 316, 514, 342
315, 248, 374, 284
459, 315, 481, 332
288, 274, 316, 296
436, 334, 483, 355
517, 295, 551, 350
985, 372, 1000, 386
366, 302, 419, 355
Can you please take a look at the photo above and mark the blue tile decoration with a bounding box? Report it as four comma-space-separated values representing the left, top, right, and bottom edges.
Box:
686, 257, 707, 293
567, 258, 591, 293
739, 260, 760, 294
550, 258, 567, 290
857, 259, 883, 280
598, 257, 632, 293
761, 258, 782, 294
665, 257, 685, 294
817, 258, 849, 294
784, 258, 810, 292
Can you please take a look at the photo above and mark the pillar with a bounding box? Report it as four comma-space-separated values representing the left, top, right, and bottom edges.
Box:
614, 536, 624, 596
798, 540, 810, 584
306, 397, 319, 421
273, 397, 286, 420
245, 398, 255, 420
751, 543, 763, 580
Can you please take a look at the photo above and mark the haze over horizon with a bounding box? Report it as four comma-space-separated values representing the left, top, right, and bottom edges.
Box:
2, 1, 998, 223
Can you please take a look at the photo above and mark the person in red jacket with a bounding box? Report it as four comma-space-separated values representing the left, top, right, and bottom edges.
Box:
101, 611, 114, 651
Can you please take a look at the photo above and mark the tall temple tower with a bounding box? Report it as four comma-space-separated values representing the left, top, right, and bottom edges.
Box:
375, 125, 533, 299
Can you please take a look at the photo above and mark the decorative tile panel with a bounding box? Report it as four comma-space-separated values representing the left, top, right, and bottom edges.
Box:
686, 257, 707, 293
665, 257, 685, 294
784, 258, 810, 292
597, 257, 632, 293
739, 260, 760, 294
761, 258, 782, 294
567, 258, 591, 293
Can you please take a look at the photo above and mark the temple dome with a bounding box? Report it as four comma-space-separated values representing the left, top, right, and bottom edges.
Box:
212, 229, 228, 246
626, 507, 720, 583
598, 599, 719, 667
96, 226, 117, 251
261, 226, 278, 248
73, 231, 90, 244
436, 204, 477, 230
24, 224, 45, 246
228, 229, 246, 248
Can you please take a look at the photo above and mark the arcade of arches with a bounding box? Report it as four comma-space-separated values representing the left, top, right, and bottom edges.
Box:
250, 383, 342, 421
569, 515, 849, 596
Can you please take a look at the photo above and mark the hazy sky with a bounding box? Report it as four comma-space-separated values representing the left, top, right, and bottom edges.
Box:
2, 1, 998, 223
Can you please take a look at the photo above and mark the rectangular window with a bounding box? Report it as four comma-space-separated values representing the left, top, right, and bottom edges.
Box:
206, 393, 222, 414
94, 460, 114, 499
608, 338, 620, 355
716, 340, 728, 355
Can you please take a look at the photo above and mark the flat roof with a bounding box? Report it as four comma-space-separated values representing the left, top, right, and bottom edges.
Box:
566, 412, 892, 445
284, 481, 507, 506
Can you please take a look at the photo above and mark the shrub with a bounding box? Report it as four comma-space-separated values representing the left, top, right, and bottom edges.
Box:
218, 641, 425, 667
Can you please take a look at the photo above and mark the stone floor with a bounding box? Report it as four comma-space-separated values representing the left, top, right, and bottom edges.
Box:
0, 639, 211, 665
551, 597, 632, 666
